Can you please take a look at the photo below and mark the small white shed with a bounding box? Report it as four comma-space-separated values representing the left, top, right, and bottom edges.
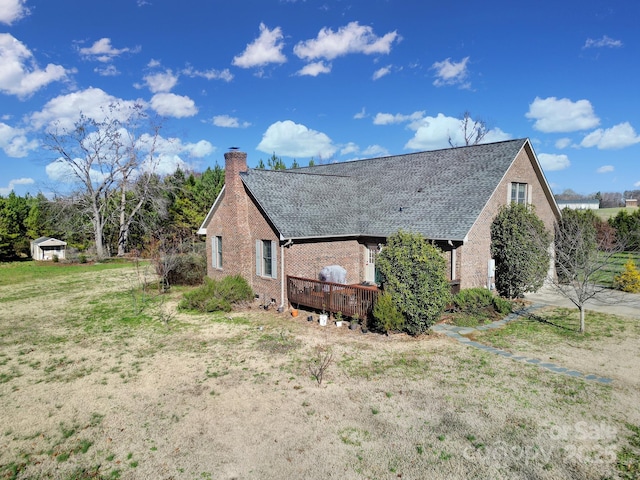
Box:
30, 237, 67, 261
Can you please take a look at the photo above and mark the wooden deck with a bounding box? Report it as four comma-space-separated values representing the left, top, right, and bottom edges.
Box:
287, 276, 379, 319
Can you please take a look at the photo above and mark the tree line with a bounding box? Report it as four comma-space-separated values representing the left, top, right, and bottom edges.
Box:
556, 188, 640, 208
0, 166, 224, 261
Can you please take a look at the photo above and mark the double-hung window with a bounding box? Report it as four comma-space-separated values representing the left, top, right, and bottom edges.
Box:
256, 239, 277, 279
212, 236, 222, 269
510, 182, 528, 205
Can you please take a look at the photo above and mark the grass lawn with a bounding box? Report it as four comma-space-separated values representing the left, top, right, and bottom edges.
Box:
594, 251, 640, 287
594, 206, 638, 221
0, 262, 639, 479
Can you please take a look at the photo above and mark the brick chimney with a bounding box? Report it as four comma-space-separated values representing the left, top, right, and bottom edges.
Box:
222, 149, 253, 281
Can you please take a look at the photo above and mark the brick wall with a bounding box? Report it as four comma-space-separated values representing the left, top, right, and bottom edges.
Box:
205, 143, 558, 299
458, 144, 558, 289
206, 151, 282, 303
206, 151, 367, 307
285, 239, 363, 285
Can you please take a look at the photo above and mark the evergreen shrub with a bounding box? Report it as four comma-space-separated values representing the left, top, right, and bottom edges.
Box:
614, 258, 640, 293
453, 288, 512, 316
179, 275, 254, 313
372, 291, 405, 333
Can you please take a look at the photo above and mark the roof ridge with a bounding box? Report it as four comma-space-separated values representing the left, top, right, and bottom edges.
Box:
246, 168, 352, 178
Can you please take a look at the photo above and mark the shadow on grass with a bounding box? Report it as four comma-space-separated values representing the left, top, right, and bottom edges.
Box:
521, 311, 576, 332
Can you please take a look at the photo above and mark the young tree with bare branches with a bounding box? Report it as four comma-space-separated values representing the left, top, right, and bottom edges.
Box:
551, 209, 625, 333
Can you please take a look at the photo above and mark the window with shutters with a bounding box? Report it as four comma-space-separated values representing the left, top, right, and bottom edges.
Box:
255, 239, 277, 279
510, 182, 528, 205
212, 236, 222, 269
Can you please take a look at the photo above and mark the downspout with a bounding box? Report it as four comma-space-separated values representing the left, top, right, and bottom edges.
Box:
279, 239, 294, 310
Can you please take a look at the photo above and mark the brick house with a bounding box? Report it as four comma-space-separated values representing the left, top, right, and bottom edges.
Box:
199, 138, 560, 310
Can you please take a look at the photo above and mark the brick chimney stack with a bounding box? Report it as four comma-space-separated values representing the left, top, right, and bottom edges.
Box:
222, 149, 253, 281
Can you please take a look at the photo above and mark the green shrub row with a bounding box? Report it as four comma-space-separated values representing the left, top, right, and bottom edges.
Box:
179, 275, 253, 313
452, 288, 512, 315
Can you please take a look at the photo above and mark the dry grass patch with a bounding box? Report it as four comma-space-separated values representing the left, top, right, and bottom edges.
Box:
0, 263, 638, 479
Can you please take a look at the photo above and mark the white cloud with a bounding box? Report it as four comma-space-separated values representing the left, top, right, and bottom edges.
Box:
555, 137, 572, 149
257, 120, 336, 159
144, 70, 178, 93
538, 153, 570, 171
362, 144, 389, 157
296, 61, 332, 77
293, 22, 399, 61
150, 93, 197, 118
141, 134, 214, 159
0, 0, 29, 25
353, 108, 366, 120
182, 66, 233, 82
232, 23, 287, 69
0, 33, 71, 98
373, 111, 425, 125
584, 35, 623, 49
186, 140, 215, 158
526, 96, 600, 133
597, 165, 614, 173
372, 65, 391, 80
0, 177, 34, 195
404, 112, 511, 150
431, 57, 470, 88
45, 158, 110, 184
78, 38, 140, 62
0, 122, 38, 157
30, 87, 142, 131
635, 181, 640, 188
581, 122, 640, 149
340, 142, 359, 155
212, 115, 250, 128
95, 65, 119, 76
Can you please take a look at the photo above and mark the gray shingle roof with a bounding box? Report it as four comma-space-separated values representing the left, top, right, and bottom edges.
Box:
241, 138, 529, 241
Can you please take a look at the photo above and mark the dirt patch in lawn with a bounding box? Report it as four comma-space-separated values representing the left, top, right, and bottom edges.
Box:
0, 266, 638, 479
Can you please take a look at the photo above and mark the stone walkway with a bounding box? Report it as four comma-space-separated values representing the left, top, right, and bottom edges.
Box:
431, 305, 613, 384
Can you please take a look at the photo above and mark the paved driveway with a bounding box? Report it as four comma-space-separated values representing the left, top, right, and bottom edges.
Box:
524, 285, 640, 319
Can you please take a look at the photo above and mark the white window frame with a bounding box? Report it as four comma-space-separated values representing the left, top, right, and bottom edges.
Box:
256, 239, 277, 279
212, 235, 223, 269
510, 182, 530, 205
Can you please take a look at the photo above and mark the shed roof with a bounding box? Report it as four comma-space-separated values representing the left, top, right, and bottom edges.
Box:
32, 236, 67, 247
241, 138, 533, 241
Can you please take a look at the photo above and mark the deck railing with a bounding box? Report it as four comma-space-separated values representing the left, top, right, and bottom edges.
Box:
287, 276, 379, 319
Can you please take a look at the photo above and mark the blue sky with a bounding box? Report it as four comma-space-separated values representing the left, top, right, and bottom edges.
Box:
1, 0, 638, 197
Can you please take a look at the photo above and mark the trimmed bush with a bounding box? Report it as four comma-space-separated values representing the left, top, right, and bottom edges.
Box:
614, 258, 640, 293
491, 203, 551, 299
453, 288, 512, 316
377, 230, 451, 335
372, 291, 405, 333
179, 275, 253, 313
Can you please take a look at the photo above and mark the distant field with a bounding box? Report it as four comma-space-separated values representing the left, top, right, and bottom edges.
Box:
596, 251, 640, 287
594, 206, 638, 220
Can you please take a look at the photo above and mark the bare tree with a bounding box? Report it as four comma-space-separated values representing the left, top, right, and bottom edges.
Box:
550, 210, 625, 333
115, 115, 164, 257
46, 111, 123, 258
45, 104, 163, 258
449, 111, 488, 147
